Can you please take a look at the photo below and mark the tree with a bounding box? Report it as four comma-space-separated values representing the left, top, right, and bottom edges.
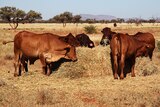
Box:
72, 15, 81, 26
25, 10, 42, 23
0, 6, 26, 29
135, 18, 143, 26
85, 19, 96, 24
126, 18, 136, 24
116, 18, 125, 23
59, 12, 73, 27
0, 6, 42, 29
52, 15, 60, 22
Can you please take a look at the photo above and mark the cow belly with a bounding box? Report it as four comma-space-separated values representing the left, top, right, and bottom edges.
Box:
43, 50, 67, 63
21, 49, 39, 58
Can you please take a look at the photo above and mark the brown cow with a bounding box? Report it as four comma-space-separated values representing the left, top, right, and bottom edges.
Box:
76, 33, 95, 48
59, 33, 80, 47
4, 31, 77, 76
110, 33, 150, 79
100, 27, 155, 60
133, 32, 155, 60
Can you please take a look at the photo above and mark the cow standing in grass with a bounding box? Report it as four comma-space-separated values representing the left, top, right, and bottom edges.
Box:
3, 31, 77, 76
110, 33, 151, 79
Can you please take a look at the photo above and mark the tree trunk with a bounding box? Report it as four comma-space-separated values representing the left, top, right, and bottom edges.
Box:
8, 22, 19, 30
14, 22, 19, 29
9, 23, 14, 29
76, 23, 78, 26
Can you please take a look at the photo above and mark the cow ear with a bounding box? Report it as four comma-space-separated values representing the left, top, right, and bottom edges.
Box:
101, 30, 104, 33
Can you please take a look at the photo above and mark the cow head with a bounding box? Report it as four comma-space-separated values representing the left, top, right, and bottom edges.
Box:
100, 27, 115, 46
136, 44, 150, 57
67, 33, 81, 47
76, 33, 95, 48
60, 33, 80, 47
65, 45, 77, 62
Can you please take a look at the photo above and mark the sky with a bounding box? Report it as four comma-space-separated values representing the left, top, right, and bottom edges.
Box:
0, 0, 160, 20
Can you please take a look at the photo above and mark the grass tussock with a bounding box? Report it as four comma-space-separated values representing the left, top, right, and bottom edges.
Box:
84, 25, 97, 34
36, 89, 54, 105
4, 54, 14, 60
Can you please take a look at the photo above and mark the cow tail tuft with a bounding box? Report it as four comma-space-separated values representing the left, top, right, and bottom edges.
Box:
2, 41, 7, 45
2, 40, 14, 45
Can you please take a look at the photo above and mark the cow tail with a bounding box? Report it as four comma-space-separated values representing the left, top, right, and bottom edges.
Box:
2, 40, 14, 45
116, 33, 121, 56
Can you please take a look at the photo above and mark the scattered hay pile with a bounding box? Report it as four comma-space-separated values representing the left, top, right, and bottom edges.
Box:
54, 46, 112, 79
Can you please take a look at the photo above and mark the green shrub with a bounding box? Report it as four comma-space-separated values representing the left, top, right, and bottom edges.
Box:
157, 41, 160, 51
84, 25, 97, 34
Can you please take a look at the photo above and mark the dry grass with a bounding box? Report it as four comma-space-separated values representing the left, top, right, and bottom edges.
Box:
0, 23, 160, 107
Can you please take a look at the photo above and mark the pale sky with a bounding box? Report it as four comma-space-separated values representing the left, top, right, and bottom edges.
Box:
0, 0, 160, 20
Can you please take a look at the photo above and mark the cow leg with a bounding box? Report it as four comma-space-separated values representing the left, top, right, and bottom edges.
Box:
149, 50, 153, 61
113, 55, 118, 79
24, 61, 28, 73
14, 51, 21, 77
21, 57, 28, 74
120, 55, 125, 79
18, 63, 23, 76
39, 54, 47, 75
22, 60, 28, 75
46, 64, 52, 76
131, 57, 136, 77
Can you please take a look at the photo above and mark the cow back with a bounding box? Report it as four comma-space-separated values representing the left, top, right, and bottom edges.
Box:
14, 31, 74, 58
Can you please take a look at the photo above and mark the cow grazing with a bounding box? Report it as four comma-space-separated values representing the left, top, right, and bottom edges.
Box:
110, 33, 150, 79
133, 32, 155, 60
4, 31, 77, 76
59, 33, 80, 47
76, 33, 95, 48
100, 27, 116, 46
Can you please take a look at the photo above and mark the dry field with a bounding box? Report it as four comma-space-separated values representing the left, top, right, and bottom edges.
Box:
0, 23, 160, 107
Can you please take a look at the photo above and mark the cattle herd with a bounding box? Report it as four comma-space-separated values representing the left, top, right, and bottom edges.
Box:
3, 27, 155, 80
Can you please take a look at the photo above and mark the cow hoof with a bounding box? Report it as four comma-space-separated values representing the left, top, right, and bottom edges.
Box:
131, 75, 136, 77
120, 74, 124, 80
114, 74, 118, 79
14, 73, 18, 77
120, 76, 124, 80
120, 77, 124, 80
46, 73, 51, 76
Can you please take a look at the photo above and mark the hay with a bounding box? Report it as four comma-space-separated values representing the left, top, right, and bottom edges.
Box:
54, 46, 112, 78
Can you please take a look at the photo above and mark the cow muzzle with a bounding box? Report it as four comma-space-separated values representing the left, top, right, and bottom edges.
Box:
64, 55, 78, 62
100, 39, 110, 46
72, 57, 78, 62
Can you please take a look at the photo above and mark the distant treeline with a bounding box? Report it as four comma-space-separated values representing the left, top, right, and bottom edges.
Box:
0, 6, 160, 29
